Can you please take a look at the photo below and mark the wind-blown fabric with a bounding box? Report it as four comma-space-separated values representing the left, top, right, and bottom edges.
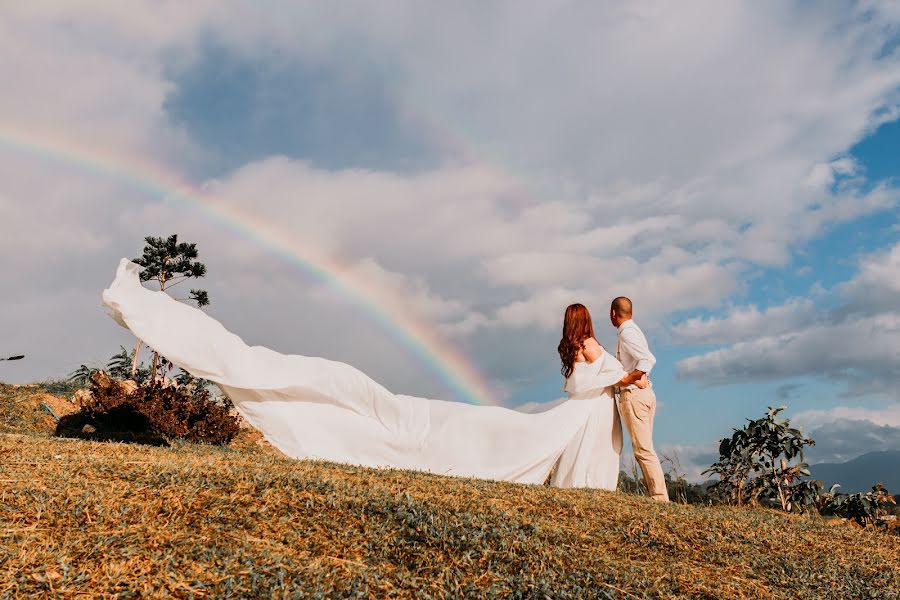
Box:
102, 259, 626, 488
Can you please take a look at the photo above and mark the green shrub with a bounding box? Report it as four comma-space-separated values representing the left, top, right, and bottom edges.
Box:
704, 406, 820, 512
820, 484, 897, 527
67, 365, 99, 388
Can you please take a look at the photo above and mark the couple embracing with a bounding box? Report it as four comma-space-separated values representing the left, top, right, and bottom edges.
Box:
558, 298, 669, 502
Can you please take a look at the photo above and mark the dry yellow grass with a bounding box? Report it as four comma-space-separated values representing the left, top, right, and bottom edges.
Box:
1, 384, 898, 598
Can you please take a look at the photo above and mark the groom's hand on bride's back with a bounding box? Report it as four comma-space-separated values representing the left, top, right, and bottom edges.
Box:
616, 370, 649, 388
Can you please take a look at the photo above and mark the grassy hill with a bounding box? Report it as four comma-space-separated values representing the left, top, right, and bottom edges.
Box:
2, 383, 899, 598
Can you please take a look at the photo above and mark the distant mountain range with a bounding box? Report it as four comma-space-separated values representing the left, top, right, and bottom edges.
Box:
810, 450, 900, 494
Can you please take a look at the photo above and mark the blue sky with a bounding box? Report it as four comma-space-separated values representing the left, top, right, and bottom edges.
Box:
164, 40, 438, 176
0, 2, 898, 479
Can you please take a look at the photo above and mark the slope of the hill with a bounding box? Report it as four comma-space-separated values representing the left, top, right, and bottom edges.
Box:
1, 383, 898, 598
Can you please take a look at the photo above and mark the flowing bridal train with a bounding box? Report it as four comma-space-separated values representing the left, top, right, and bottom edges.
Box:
102, 259, 626, 489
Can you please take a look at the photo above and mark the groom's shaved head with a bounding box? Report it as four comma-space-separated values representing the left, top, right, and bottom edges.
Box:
611, 296, 633, 317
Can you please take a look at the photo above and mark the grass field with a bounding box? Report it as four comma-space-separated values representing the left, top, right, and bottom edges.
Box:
2, 383, 898, 598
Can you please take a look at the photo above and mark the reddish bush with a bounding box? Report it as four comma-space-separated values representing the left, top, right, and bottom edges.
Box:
62, 371, 239, 446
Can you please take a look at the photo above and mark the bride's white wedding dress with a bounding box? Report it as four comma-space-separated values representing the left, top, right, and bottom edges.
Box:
102, 259, 625, 489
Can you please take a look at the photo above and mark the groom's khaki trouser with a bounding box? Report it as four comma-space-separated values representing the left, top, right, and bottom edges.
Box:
618, 387, 669, 502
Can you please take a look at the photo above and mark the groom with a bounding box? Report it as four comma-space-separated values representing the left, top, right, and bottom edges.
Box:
610, 297, 669, 502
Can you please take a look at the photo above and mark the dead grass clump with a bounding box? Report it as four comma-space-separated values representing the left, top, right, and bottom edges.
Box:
0, 383, 78, 434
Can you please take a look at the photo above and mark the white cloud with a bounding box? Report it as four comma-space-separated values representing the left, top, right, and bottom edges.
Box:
677, 312, 900, 394
804, 157, 859, 189
658, 400, 900, 480
0, 2, 899, 407
0, 2, 208, 164
677, 243, 900, 399
339, 257, 489, 336
795, 407, 900, 463
185, 1, 900, 276
494, 288, 595, 330
672, 298, 818, 345
794, 405, 900, 430
839, 243, 900, 314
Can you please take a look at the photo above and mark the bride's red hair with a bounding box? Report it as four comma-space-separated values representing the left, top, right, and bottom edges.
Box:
558, 303, 595, 379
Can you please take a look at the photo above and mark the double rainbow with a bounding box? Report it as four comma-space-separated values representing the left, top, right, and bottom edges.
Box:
0, 127, 496, 406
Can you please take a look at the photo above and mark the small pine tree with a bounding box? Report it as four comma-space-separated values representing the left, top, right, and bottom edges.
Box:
130, 235, 210, 381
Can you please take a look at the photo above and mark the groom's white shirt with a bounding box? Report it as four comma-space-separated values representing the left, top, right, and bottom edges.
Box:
616, 319, 656, 391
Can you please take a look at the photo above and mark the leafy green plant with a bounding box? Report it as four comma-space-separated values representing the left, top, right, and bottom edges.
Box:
704, 406, 820, 512
106, 345, 153, 384
67, 364, 99, 388
820, 484, 897, 527
106, 346, 133, 380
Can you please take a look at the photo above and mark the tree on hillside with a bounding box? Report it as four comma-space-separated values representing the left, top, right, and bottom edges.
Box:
131, 235, 209, 381
704, 406, 821, 512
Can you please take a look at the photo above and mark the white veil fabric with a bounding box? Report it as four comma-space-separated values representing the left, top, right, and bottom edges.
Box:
102, 259, 626, 488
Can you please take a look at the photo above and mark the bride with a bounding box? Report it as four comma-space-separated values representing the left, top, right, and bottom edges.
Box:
102, 259, 644, 489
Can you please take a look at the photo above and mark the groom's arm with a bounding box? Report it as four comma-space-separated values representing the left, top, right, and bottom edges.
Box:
617, 370, 646, 387
617, 327, 656, 386
620, 328, 656, 373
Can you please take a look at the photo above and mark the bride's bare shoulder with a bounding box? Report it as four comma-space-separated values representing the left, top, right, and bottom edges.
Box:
582, 337, 604, 361
583, 337, 603, 350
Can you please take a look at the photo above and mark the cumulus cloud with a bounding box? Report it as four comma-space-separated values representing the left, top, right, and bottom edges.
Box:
1, 1, 899, 407
790, 403, 900, 463
0, 2, 207, 164
678, 313, 900, 393
804, 157, 860, 189
794, 404, 900, 430
838, 243, 900, 315
804, 420, 900, 464
338, 257, 489, 336
677, 243, 900, 399
671, 299, 818, 345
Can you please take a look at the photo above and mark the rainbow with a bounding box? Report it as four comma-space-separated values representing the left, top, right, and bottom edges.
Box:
0, 126, 496, 406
